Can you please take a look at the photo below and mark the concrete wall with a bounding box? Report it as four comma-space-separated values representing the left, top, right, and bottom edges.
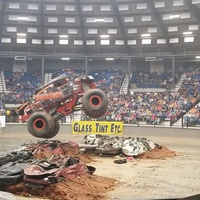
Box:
89, 60, 128, 73
4, 123, 200, 138
0, 58, 129, 73
150, 61, 164, 73
0, 58, 13, 71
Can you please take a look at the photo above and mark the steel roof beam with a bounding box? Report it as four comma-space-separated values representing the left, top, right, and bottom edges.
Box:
147, 0, 175, 55
40, 0, 44, 55
76, 0, 88, 56
0, 1, 6, 47
186, 1, 200, 22
111, 0, 131, 56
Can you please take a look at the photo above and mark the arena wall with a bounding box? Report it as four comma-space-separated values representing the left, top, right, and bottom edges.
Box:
3, 123, 200, 138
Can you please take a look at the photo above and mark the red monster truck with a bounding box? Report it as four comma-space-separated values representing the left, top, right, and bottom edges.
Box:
16, 74, 108, 139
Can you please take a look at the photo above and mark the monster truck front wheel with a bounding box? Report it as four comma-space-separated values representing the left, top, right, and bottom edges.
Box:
82, 89, 108, 118
43, 120, 60, 139
27, 112, 55, 138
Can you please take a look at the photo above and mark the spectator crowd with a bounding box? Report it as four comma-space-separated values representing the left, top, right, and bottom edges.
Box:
83, 68, 200, 126
0, 67, 199, 126
2, 71, 42, 104
130, 70, 180, 88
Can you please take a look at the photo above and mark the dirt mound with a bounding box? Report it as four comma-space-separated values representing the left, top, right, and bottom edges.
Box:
1, 140, 177, 200
138, 146, 177, 159
5, 174, 116, 200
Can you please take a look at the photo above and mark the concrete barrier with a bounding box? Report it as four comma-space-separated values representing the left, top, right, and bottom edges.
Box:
4, 123, 200, 138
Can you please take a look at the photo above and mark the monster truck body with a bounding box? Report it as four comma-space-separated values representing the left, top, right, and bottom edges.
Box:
17, 74, 108, 139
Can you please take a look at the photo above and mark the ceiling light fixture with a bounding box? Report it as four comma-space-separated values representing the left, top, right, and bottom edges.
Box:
106, 58, 114, 61
183, 32, 193, 35
141, 33, 150, 37
195, 56, 200, 59
94, 18, 105, 22
100, 35, 110, 38
61, 58, 70, 60
170, 14, 180, 19
59, 35, 68, 38
17, 16, 28, 21
17, 33, 27, 37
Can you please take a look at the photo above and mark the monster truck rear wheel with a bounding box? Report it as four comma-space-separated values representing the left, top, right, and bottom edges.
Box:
43, 120, 60, 139
27, 112, 55, 138
82, 89, 108, 118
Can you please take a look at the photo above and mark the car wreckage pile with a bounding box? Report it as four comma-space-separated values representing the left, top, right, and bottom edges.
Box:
80, 134, 162, 156
0, 140, 96, 189
0, 135, 176, 199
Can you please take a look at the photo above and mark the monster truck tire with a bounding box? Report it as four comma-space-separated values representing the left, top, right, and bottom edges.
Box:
82, 89, 108, 118
27, 112, 55, 138
43, 120, 60, 139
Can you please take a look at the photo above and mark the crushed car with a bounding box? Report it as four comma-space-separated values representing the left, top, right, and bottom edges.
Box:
80, 134, 162, 156
0, 151, 33, 186
24, 156, 95, 189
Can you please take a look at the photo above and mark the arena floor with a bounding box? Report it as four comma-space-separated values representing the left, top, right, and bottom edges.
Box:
0, 125, 200, 200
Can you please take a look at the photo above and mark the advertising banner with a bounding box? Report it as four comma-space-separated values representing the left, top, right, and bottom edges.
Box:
0, 116, 6, 127
72, 121, 123, 135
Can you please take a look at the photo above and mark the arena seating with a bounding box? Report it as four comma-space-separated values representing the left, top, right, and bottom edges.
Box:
3, 71, 42, 104
89, 69, 125, 94
48, 69, 84, 80
83, 69, 200, 126
0, 68, 199, 126
130, 71, 180, 89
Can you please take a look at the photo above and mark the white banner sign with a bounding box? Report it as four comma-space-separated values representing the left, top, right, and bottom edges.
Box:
0, 116, 6, 127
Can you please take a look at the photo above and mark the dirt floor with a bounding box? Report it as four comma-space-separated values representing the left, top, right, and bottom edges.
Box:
0, 130, 200, 200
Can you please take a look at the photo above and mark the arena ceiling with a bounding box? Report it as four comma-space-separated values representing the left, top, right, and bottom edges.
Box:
0, 0, 200, 61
